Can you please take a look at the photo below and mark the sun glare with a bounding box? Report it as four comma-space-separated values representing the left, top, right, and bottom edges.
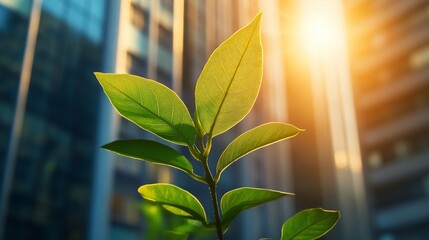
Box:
299, 2, 343, 56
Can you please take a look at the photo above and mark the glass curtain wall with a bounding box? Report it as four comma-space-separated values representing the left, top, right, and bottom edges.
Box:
0, 0, 108, 239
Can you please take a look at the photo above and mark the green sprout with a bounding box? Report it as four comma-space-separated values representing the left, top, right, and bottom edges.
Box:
95, 13, 339, 240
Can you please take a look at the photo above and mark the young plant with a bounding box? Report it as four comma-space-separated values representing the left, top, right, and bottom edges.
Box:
95, 13, 339, 240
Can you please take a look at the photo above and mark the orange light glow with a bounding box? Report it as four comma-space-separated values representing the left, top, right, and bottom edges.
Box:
298, 1, 344, 56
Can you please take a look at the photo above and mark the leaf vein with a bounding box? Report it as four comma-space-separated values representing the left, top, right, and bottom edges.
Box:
209, 20, 259, 136
102, 80, 191, 144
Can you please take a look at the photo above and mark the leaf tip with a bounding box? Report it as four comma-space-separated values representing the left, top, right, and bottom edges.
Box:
100, 140, 116, 151
253, 12, 263, 27
93, 72, 105, 78
137, 185, 144, 194
289, 124, 305, 133
100, 143, 110, 150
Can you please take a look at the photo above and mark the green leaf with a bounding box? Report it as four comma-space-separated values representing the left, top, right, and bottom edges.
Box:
216, 123, 302, 180
164, 231, 188, 240
221, 187, 293, 228
138, 183, 207, 223
95, 73, 195, 146
195, 13, 263, 137
102, 140, 193, 175
281, 208, 340, 240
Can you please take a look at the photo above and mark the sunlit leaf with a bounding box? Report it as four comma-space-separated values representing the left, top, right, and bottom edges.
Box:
102, 140, 193, 175
216, 123, 302, 180
281, 208, 340, 240
138, 183, 207, 223
195, 13, 263, 137
95, 73, 195, 146
221, 187, 293, 229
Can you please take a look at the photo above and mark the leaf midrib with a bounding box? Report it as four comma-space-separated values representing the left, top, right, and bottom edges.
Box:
104, 80, 192, 145
217, 124, 300, 175
208, 20, 259, 137
148, 199, 206, 222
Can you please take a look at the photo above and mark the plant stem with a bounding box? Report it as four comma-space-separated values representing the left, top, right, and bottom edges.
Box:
209, 180, 223, 240
203, 160, 223, 240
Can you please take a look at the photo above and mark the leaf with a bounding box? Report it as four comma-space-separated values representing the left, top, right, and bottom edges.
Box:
221, 187, 293, 228
195, 13, 263, 137
216, 123, 302, 180
95, 73, 195, 146
102, 140, 193, 175
281, 208, 340, 240
164, 231, 188, 240
138, 183, 207, 223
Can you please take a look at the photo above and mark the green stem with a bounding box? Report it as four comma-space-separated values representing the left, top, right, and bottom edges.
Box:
203, 159, 223, 240
209, 180, 223, 240
193, 134, 223, 239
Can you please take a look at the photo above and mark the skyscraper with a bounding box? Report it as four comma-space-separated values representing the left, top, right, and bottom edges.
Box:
105, 0, 182, 239
0, 0, 111, 239
2, 1, 391, 239
346, 0, 429, 239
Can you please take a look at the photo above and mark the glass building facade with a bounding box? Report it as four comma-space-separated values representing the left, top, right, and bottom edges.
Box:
346, 0, 429, 239
0, 1, 29, 176
0, 0, 108, 239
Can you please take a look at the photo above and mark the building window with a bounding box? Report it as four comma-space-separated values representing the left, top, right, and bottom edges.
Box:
158, 24, 173, 52
130, 2, 149, 34
126, 52, 147, 77
160, 0, 173, 13
368, 151, 383, 169
156, 66, 171, 86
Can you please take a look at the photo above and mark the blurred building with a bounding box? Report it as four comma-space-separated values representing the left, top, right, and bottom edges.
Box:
5, 0, 428, 240
0, 0, 351, 239
0, 0, 111, 239
346, 0, 429, 239
105, 0, 182, 239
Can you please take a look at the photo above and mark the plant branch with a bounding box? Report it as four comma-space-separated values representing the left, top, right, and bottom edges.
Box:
202, 157, 223, 240
208, 179, 223, 240
189, 172, 206, 183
